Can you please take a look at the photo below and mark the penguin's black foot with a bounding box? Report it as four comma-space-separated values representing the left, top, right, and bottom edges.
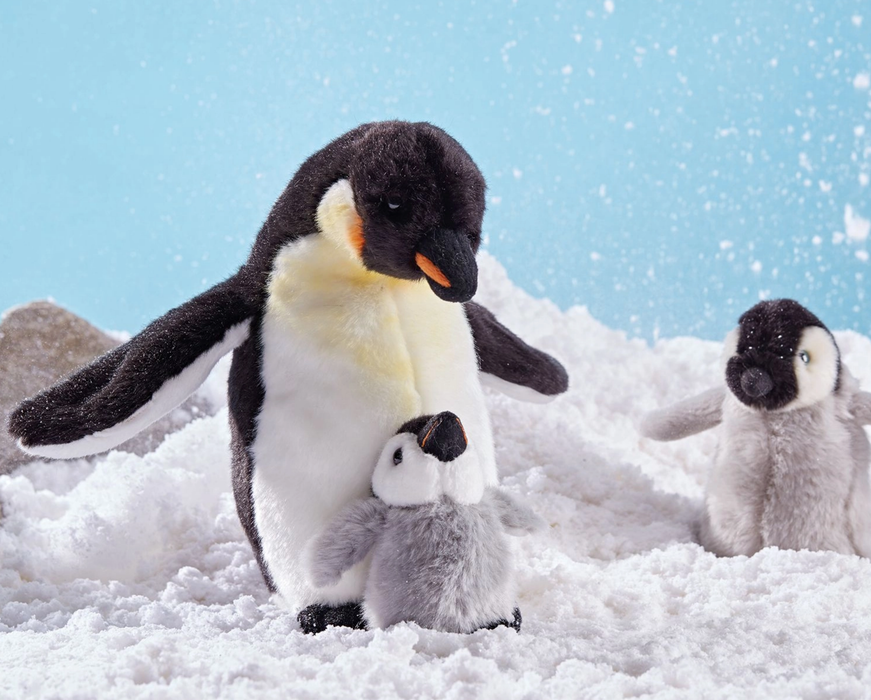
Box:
297, 602, 368, 635
482, 607, 522, 633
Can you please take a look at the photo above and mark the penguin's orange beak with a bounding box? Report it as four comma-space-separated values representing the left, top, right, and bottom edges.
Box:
415, 229, 478, 303
415, 253, 452, 289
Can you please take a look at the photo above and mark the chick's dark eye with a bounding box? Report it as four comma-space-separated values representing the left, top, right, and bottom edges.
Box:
392, 448, 403, 465
385, 196, 402, 211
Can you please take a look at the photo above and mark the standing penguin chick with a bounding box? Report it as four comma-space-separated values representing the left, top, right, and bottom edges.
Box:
306, 411, 544, 634
640, 299, 871, 557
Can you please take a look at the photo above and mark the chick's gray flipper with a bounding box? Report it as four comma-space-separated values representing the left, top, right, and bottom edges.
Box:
640, 386, 726, 442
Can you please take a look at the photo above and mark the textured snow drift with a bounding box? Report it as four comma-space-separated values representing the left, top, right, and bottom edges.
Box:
3, 254, 871, 699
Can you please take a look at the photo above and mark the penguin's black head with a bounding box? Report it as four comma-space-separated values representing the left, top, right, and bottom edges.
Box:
348, 121, 485, 303
724, 299, 841, 411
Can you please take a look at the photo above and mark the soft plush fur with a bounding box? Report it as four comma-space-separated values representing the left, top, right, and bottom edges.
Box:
308, 413, 543, 633
8, 121, 568, 614
9, 280, 256, 454
253, 203, 497, 608
640, 299, 871, 557
466, 302, 569, 401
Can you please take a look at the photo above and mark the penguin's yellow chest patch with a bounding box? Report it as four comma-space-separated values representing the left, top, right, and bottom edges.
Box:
266, 236, 422, 416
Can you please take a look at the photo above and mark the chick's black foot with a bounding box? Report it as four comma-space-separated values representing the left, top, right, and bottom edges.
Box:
482, 607, 522, 633
297, 602, 367, 635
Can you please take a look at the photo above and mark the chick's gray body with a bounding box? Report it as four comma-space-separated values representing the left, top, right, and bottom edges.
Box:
308, 411, 543, 633
700, 371, 871, 557
641, 299, 871, 558
365, 490, 516, 632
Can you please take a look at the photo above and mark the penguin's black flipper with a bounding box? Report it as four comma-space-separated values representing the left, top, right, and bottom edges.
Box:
464, 301, 568, 402
8, 273, 257, 460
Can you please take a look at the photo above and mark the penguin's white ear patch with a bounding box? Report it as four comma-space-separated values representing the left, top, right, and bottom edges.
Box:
721, 327, 740, 370
788, 326, 840, 409
315, 179, 365, 260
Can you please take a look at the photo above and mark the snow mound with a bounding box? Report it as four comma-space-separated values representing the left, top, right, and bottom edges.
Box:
2, 254, 871, 699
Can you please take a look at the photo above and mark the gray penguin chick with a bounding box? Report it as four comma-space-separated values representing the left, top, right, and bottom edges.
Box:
308, 411, 544, 633
641, 299, 871, 557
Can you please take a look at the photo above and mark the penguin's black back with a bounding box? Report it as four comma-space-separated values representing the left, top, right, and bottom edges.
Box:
228, 313, 276, 590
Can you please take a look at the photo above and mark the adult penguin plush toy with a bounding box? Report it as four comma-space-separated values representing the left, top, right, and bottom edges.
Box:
308, 411, 543, 634
640, 299, 871, 558
9, 121, 568, 632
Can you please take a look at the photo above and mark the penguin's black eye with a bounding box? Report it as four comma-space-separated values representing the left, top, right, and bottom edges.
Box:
384, 195, 403, 212
393, 448, 403, 465
799, 351, 810, 364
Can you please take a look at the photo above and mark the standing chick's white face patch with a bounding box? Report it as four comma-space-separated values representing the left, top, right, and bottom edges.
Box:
721, 328, 740, 373
784, 326, 840, 410
371, 433, 486, 507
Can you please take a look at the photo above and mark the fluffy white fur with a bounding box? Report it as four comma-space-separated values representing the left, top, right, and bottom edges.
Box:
18, 320, 251, 460
372, 433, 442, 506
315, 178, 361, 262
786, 326, 840, 410
251, 181, 496, 610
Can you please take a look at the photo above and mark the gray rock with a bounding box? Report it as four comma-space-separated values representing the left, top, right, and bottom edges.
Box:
0, 301, 215, 474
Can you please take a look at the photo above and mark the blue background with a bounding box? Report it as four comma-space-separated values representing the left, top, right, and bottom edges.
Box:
2, 1, 870, 341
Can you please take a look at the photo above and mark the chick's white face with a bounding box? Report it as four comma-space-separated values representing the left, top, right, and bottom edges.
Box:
722, 324, 839, 411
371, 433, 485, 507
785, 325, 840, 409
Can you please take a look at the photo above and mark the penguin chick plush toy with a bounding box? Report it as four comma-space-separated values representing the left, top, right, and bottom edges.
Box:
306, 411, 544, 634
640, 299, 871, 558
8, 121, 568, 632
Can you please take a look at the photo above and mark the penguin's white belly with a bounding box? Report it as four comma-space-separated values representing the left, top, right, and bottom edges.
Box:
251, 237, 494, 609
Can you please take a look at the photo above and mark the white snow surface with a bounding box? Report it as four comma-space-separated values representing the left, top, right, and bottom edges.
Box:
3, 253, 871, 699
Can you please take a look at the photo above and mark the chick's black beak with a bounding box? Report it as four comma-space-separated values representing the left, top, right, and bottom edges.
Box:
418, 411, 468, 463
740, 367, 773, 398
415, 229, 478, 303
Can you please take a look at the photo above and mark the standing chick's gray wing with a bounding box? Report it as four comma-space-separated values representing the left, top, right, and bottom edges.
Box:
639, 387, 725, 442
7, 271, 258, 460
464, 301, 568, 403
308, 498, 388, 589
489, 488, 546, 535
852, 391, 871, 426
